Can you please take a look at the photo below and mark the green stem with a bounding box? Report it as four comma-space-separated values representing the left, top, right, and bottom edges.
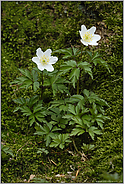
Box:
41, 71, 44, 100
72, 138, 82, 157
77, 79, 79, 95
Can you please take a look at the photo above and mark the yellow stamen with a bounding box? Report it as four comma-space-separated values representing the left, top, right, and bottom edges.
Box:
40, 55, 49, 65
82, 32, 93, 42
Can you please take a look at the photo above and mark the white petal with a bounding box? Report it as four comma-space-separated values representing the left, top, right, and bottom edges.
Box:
44, 49, 52, 57
49, 56, 58, 64
79, 30, 83, 39
36, 48, 44, 58
80, 39, 88, 46
89, 41, 98, 46
81, 25, 87, 34
87, 26, 96, 35
37, 63, 45, 71
93, 34, 101, 41
44, 64, 54, 72
32, 57, 40, 64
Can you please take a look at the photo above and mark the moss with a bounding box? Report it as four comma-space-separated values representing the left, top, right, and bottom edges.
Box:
1, 1, 123, 182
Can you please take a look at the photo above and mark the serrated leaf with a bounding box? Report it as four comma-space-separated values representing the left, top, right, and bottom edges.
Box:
71, 76, 77, 88
59, 144, 64, 149
34, 130, 45, 136
33, 81, 39, 92
76, 104, 80, 114
96, 98, 110, 107
18, 68, 26, 75
29, 116, 35, 126
31, 69, 38, 81
63, 114, 73, 119
70, 68, 80, 80
71, 94, 84, 101
88, 126, 102, 140
60, 65, 72, 73
59, 105, 68, 112
72, 116, 83, 125
94, 58, 110, 72
43, 78, 51, 86
25, 69, 33, 80
20, 106, 32, 116
68, 104, 76, 115
28, 95, 39, 108
66, 60, 77, 67
19, 79, 32, 89
50, 142, 59, 148
37, 148, 49, 154
86, 50, 92, 58
70, 128, 83, 136
52, 126, 61, 132
13, 97, 26, 105
13, 106, 20, 112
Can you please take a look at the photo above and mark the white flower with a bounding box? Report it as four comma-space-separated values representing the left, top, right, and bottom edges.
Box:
32, 48, 58, 72
79, 25, 101, 46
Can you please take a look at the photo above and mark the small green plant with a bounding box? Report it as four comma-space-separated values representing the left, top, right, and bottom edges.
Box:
1, 144, 14, 158
100, 172, 123, 183
10, 25, 110, 157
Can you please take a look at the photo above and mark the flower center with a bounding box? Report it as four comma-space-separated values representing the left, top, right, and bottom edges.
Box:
82, 32, 93, 42
40, 55, 49, 65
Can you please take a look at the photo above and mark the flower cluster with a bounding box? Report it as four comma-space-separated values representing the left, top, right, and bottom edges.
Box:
32, 25, 101, 71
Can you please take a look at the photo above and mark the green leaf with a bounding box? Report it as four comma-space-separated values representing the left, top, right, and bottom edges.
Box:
20, 106, 32, 116
50, 134, 71, 149
63, 114, 73, 119
86, 50, 92, 59
25, 69, 33, 80
88, 126, 102, 140
2, 146, 14, 157
94, 58, 110, 72
33, 81, 39, 92
18, 68, 26, 76
28, 95, 39, 108
71, 94, 84, 101
37, 148, 49, 155
78, 61, 93, 79
96, 98, 110, 107
31, 69, 39, 82
68, 104, 76, 115
13, 106, 20, 113
91, 51, 101, 61
19, 79, 32, 89
83, 89, 99, 103
76, 103, 80, 114
59, 144, 64, 149
33, 103, 44, 113
66, 60, 77, 67
60, 65, 72, 73
53, 48, 72, 55
29, 116, 35, 126
71, 76, 77, 88
43, 78, 51, 86
69, 68, 80, 80
13, 97, 26, 105
70, 127, 85, 136
50, 141, 59, 148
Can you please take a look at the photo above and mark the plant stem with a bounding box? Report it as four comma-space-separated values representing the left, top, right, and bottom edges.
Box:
72, 138, 82, 157
77, 79, 79, 94
41, 71, 44, 100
